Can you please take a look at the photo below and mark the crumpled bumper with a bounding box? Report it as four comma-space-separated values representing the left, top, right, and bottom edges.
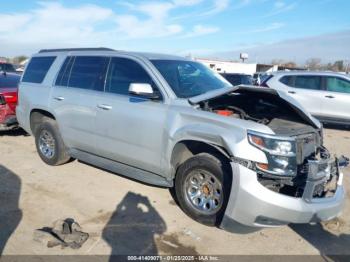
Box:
221, 161, 346, 232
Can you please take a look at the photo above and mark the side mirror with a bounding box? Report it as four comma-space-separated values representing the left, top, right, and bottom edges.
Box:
129, 83, 160, 100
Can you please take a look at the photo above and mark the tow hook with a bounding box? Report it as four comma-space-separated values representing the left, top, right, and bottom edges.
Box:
338, 155, 349, 169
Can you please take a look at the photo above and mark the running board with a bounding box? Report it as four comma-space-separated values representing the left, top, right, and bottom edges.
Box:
69, 148, 173, 187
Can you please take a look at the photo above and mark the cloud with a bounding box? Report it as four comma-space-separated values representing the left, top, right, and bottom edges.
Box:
263, 1, 297, 17
115, 0, 223, 39
199, 0, 230, 16
249, 22, 285, 33
211, 30, 350, 64
180, 25, 220, 38
230, 22, 285, 35
0, 1, 221, 55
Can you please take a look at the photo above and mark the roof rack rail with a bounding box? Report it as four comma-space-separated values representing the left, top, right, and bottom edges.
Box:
39, 47, 115, 53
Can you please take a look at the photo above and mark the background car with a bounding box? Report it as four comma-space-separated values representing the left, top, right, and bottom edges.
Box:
253, 72, 271, 85
0, 72, 20, 130
263, 71, 350, 125
220, 73, 253, 86
0, 62, 16, 73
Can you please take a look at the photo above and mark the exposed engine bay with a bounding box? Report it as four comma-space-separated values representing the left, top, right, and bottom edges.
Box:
198, 88, 318, 137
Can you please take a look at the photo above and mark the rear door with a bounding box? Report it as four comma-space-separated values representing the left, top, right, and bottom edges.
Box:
50, 56, 109, 153
320, 76, 350, 122
280, 75, 324, 116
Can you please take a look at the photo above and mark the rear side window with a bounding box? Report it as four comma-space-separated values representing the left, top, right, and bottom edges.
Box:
22, 56, 56, 83
294, 76, 321, 90
0, 75, 20, 88
68, 56, 109, 91
326, 77, 350, 94
105, 57, 154, 95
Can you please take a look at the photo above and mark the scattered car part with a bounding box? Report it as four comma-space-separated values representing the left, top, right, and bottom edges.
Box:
34, 218, 89, 249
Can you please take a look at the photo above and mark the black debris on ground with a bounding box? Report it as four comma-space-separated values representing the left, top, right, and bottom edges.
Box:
34, 218, 89, 249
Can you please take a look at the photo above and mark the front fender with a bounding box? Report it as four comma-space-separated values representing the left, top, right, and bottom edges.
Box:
165, 123, 267, 171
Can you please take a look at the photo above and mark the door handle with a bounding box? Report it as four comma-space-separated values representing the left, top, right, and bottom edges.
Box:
54, 96, 65, 101
288, 91, 296, 94
325, 95, 335, 99
97, 104, 112, 110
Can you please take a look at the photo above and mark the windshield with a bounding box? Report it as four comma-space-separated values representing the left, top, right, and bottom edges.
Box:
151, 60, 232, 98
0, 63, 16, 72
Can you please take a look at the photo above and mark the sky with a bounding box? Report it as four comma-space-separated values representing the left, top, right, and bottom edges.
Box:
0, 0, 349, 64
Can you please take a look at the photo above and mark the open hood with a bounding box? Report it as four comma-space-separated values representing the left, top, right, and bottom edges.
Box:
189, 85, 321, 129
188, 86, 238, 105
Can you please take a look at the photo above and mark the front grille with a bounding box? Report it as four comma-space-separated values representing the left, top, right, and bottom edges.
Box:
295, 133, 319, 164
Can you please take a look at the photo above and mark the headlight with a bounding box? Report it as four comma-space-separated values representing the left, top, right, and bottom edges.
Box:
248, 131, 297, 176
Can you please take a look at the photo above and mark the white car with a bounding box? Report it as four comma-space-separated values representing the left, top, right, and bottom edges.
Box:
263, 71, 350, 125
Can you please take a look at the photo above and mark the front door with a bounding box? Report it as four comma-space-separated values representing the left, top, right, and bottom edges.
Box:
320, 76, 350, 122
95, 57, 167, 175
285, 75, 324, 116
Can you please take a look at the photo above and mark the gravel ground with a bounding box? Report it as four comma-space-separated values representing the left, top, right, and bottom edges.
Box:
0, 127, 349, 257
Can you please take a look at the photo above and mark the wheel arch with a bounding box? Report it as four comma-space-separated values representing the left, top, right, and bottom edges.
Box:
170, 139, 232, 179
30, 109, 56, 135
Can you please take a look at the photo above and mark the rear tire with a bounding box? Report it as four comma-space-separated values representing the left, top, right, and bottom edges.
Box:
174, 153, 232, 226
35, 118, 71, 166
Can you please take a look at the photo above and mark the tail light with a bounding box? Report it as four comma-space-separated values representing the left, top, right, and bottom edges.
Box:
4, 93, 17, 104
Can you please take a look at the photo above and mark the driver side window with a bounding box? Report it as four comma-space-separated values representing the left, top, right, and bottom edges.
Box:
105, 57, 159, 97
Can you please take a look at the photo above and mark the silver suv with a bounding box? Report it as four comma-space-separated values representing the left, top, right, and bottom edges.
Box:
263, 71, 350, 125
17, 48, 346, 231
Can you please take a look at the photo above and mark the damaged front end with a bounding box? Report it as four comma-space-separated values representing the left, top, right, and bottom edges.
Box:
247, 135, 348, 202
245, 130, 347, 201
226, 131, 347, 229
194, 85, 347, 202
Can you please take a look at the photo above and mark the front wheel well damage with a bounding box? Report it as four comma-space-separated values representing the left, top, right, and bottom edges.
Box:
30, 109, 56, 135
170, 140, 232, 179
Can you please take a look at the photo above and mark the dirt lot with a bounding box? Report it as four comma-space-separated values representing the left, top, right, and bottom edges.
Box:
0, 127, 349, 256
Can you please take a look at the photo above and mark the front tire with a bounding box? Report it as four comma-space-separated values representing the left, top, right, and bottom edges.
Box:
35, 118, 71, 166
175, 153, 232, 226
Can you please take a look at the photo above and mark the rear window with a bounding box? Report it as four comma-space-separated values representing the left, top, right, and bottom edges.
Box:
0, 74, 20, 88
22, 56, 56, 84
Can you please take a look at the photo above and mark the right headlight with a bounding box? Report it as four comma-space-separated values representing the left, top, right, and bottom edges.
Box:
248, 131, 297, 176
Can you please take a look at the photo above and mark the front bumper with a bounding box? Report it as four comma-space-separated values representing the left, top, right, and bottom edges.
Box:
221, 160, 346, 231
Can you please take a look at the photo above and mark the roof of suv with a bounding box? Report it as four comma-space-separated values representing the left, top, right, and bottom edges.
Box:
36, 48, 188, 61
271, 70, 350, 78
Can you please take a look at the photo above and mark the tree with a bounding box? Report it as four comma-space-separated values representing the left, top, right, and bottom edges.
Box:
271, 59, 285, 65
305, 58, 322, 70
11, 56, 28, 64
281, 61, 297, 68
332, 60, 345, 72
